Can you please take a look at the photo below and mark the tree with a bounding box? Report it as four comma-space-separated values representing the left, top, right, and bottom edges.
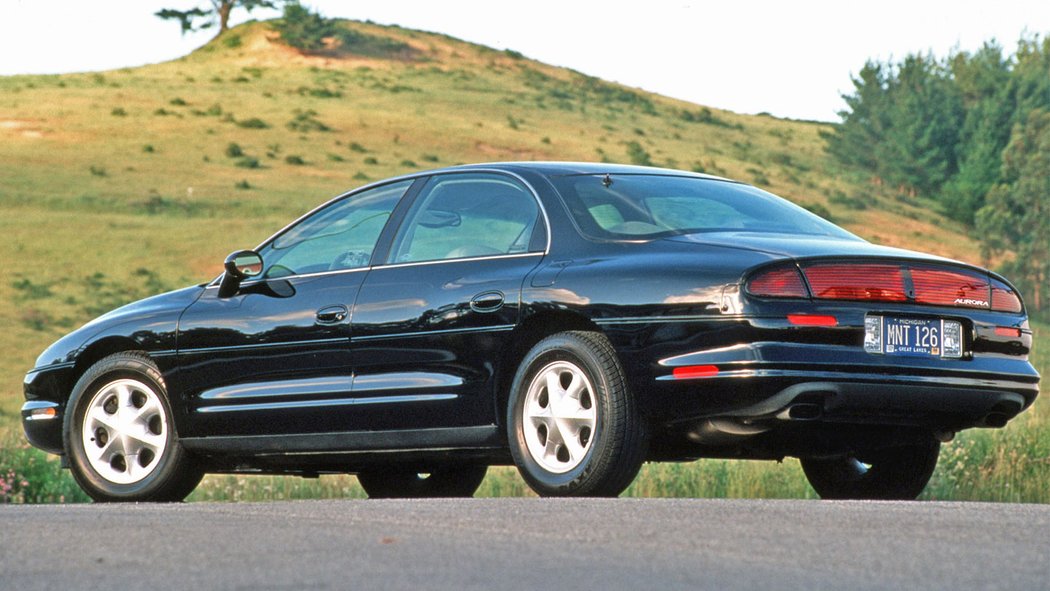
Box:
976, 109, 1050, 314
156, 1, 283, 38
273, 2, 338, 51
824, 61, 890, 173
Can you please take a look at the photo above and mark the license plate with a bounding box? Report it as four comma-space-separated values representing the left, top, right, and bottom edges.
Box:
865, 316, 963, 358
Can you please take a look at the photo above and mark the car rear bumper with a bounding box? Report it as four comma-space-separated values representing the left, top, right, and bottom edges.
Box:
650, 342, 1039, 431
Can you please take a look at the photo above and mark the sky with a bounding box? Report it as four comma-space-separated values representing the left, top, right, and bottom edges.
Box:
0, 0, 1048, 122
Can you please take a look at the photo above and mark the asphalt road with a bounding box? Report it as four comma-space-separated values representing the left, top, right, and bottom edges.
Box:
2, 498, 1048, 590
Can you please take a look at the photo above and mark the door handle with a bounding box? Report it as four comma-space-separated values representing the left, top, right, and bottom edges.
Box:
316, 305, 349, 325
470, 291, 505, 313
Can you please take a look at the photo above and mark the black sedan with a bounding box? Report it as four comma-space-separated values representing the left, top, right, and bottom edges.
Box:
22, 162, 1039, 501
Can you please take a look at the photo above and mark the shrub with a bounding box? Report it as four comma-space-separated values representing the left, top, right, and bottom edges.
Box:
235, 179, 252, 190
803, 203, 834, 221
353, 171, 369, 180
169, 97, 188, 106
235, 156, 261, 169
110, 107, 127, 117
363, 156, 378, 165
142, 144, 156, 153
237, 117, 270, 129
421, 153, 439, 162
287, 109, 330, 132
285, 155, 306, 165
225, 142, 244, 158
349, 142, 368, 153
222, 34, 242, 48
625, 141, 653, 166
327, 153, 345, 162
400, 159, 417, 167
89, 165, 107, 177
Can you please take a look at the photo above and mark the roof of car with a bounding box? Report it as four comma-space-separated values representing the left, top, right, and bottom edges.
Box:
445, 161, 730, 181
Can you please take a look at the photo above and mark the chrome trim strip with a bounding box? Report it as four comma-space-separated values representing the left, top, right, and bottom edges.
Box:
197, 393, 458, 413
373, 251, 542, 271
350, 324, 514, 343
205, 266, 369, 291
655, 368, 1035, 389
179, 337, 348, 355
595, 315, 732, 325
199, 376, 351, 401
353, 372, 464, 392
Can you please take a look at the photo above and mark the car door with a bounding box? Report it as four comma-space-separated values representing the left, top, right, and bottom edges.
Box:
349, 172, 548, 435
172, 179, 416, 437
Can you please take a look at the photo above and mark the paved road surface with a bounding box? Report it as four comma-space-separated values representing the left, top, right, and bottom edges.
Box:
2, 498, 1048, 590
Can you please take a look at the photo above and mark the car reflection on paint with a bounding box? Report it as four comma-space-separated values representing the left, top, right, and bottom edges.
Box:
22, 162, 1039, 502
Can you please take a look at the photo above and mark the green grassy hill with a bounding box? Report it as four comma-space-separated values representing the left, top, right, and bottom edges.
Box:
0, 20, 1043, 502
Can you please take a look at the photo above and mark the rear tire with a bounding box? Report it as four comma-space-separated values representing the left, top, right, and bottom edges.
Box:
801, 438, 940, 500
357, 465, 488, 498
507, 331, 647, 497
64, 352, 203, 502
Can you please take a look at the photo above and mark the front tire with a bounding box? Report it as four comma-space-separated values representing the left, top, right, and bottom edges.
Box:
801, 438, 941, 500
357, 465, 488, 498
507, 331, 647, 497
64, 352, 203, 502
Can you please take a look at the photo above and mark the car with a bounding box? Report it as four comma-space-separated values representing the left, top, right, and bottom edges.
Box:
22, 162, 1039, 502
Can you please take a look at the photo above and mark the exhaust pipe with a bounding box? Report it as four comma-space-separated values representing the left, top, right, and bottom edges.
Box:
776, 402, 823, 421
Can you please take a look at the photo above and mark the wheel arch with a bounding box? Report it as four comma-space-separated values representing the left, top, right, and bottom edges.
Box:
69, 337, 151, 400
494, 309, 604, 429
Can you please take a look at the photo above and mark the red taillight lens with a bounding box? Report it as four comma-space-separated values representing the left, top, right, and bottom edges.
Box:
990, 280, 1023, 313
910, 267, 990, 308
803, 264, 907, 302
787, 314, 838, 327
747, 267, 808, 298
672, 365, 720, 379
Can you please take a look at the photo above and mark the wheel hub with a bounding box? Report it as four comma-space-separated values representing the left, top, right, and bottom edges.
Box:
522, 361, 598, 474
81, 378, 168, 485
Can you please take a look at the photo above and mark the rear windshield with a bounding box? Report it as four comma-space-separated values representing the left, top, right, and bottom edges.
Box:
550, 174, 856, 241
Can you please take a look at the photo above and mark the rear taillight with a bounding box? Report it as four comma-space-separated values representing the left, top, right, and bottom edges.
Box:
804, 264, 907, 302
910, 267, 989, 308
746, 266, 808, 298
990, 279, 1023, 313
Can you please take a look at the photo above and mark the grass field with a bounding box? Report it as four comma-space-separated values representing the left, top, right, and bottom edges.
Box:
0, 20, 1043, 503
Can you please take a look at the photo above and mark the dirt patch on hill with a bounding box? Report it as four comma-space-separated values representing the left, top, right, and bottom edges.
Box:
0, 119, 46, 139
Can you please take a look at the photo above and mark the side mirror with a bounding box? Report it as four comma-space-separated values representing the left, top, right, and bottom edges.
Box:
218, 250, 263, 298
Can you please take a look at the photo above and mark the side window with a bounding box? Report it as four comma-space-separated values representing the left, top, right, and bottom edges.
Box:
391, 173, 540, 263
260, 180, 411, 278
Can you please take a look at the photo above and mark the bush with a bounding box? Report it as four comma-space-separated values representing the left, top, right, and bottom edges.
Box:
287, 109, 330, 132
625, 141, 653, 166
0, 428, 89, 503
235, 156, 261, 169
110, 107, 127, 117
225, 142, 244, 158
803, 202, 834, 221
363, 156, 378, 165
237, 117, 270, 129
285, 154, 306, 165
349, 142, 368, 153
235, 179, 252, 190
169, 97, 188, 106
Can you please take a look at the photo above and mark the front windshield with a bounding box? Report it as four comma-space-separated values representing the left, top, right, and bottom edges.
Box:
550, 174, 857, 241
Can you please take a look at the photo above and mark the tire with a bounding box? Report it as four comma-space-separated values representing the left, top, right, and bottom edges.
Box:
357, 465, 488, 498
801, 438, 941, 500
507, 331, 647, 497
63, 352, 203, 502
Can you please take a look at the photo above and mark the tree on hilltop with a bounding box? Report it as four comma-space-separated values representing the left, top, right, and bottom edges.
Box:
156, 1, 285, 38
